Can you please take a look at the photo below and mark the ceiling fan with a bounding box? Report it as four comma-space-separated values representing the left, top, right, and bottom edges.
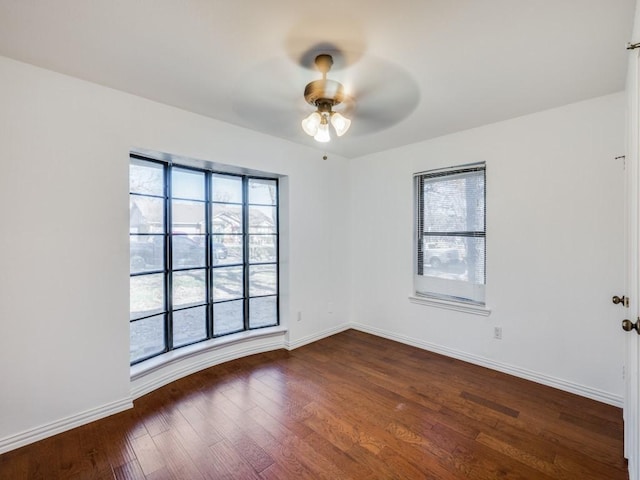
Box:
231, 47, 419, 149
300, 54, 352, 142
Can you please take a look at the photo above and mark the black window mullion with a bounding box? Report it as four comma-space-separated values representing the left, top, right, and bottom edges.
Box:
418, 165, 485, 180
275, 178, 280, 327
422, 231, 485, 237
205, 172, 213, 339
242, 177, 250, 331
483, 169, 487, 284
416, 175, 424, 276
165, 164, 173, 352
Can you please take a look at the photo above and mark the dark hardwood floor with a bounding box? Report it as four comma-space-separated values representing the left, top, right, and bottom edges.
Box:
0, 329, 628, 479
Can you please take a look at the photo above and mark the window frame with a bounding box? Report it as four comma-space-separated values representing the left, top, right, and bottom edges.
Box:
129, 154, 280, 365
413, 162, 487, 310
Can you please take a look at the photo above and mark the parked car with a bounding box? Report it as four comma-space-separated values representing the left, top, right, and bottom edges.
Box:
130, 235, 227, 270
424, 242, 461, 268
212, 241, 228, 260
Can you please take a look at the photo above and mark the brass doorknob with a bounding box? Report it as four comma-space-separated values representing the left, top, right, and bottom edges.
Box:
622, 319, 640, 334
613, 295, 628, 307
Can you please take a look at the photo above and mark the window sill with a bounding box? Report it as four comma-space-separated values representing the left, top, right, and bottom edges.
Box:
408, 295, 491, 316
130, 326, 287, 381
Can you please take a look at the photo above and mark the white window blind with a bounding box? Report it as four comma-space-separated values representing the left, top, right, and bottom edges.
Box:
414, 163, 486, 304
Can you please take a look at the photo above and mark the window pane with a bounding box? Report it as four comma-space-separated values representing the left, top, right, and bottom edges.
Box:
173, 306, 207, 347
212, 203, 243, 234
130, 235, 164, 273
463, 237, 485, 285
212, 174, 242, 203
172, 235, 205, 269
213, 266, 243, 301
250, 296, 277, 328
173, 270, 206, 308
214, 300, 244, 336
130, 196, 164, 233
249, 265, 277, 297
249, 235, 277, 263
422, 237, 464, 271
130, 159, 163, 196
249, 178, 277, 205
172, 168, 205, 200
130, 315, 165, 363
172, 199, 205, 234
130, 274, 164, 320
249, 206, 277, 233
213, 234, 242, 266
422, 235, 485, 282
423, 171, 484, 233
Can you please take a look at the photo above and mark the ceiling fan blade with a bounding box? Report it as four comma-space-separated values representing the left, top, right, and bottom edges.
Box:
336, 56, 420, 135
231, 56, 313, 134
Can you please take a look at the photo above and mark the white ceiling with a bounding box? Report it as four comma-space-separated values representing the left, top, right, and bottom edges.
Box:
0, 1, 635, 158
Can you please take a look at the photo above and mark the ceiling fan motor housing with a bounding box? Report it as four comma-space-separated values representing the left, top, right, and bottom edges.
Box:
304, 79, 345, 110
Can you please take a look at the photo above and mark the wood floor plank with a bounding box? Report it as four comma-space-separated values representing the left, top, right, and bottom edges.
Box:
0, 448, 30, 480
0, 329, 628, 479
112, 459, 145, 480
475, 431, 567, 479
460, 390, 520, 418
303, 430, 379, 479
539, 426, 628, 471
150, 429, 206, 480
258, 462, 300, 480
240, 407, 318, 479
174, 392, 225, 446
128, 433, 165, 476
206, 439, 262, 479
479, 420, 557, 464
197, 393, 276, 474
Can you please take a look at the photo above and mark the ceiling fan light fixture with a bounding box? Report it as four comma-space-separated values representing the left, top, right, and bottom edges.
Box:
313, 116, 331, 143
302, 54, 352, 143
330, 112, 351, 136
301, 111, 321, 136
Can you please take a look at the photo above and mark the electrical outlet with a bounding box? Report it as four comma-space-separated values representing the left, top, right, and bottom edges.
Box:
493, 326, 502, 340
297, 311, 302, 322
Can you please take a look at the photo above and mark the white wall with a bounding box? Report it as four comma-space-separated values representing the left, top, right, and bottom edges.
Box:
0, 55, 350, 451
348, 93, 626, 404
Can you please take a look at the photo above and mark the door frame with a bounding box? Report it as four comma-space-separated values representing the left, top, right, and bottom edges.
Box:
625, 45, 640, 480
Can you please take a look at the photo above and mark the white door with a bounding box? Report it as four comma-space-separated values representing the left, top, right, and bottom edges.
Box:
624, 47, 640, 480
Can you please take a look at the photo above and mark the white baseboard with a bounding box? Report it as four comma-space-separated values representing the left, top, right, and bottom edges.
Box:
285, 324, 351, 350
349, 322, 623, 408
0, 397, 132, 455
